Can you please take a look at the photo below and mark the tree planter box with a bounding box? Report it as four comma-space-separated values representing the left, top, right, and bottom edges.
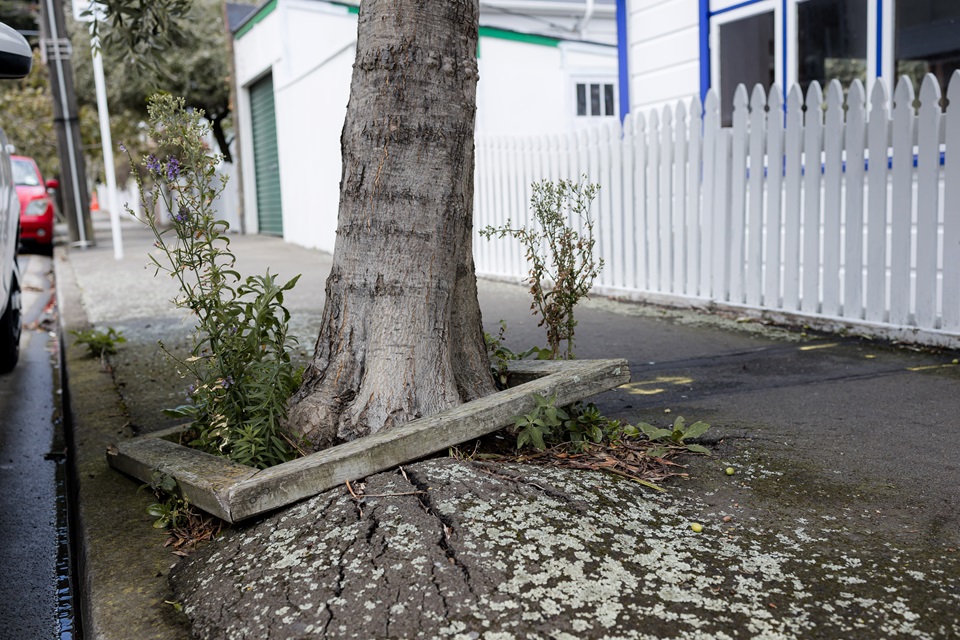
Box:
108, 359, 629, 523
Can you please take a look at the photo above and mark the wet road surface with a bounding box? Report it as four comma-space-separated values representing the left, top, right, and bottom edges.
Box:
0, 251, 76, 639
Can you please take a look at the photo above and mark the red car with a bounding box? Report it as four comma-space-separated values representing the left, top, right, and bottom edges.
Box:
11, 155, 55, 253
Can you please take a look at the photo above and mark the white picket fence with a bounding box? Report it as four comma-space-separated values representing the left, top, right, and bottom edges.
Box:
474, 71, 960, 346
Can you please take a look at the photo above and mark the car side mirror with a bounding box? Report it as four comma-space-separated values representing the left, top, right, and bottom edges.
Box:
45, 178, 59, 191
0, 22, 31, 79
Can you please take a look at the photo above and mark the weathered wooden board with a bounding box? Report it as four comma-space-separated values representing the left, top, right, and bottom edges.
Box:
108, 359, 629, 523
109, 437, 258, 521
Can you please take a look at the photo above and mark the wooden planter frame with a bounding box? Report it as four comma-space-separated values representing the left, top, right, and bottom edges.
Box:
108, 359, 629, 523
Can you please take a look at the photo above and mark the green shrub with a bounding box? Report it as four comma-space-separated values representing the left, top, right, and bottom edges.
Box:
128, 95, 301, 469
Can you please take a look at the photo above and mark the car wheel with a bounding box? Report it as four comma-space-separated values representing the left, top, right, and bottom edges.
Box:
0, 276, 21, 374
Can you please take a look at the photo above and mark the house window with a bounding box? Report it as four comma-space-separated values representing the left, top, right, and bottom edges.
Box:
797, 0, 868, 95
718, 10, 775, 127
896, 0, 960, 99
576, 82, 615, 117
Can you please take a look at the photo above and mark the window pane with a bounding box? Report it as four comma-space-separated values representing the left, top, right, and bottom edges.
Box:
719, 11, 775, 127
798, 0, 867, 95
590, 84, 601, 116
604, 84, 615, 116
896, 0, 960, 100
577, 83, 587, 116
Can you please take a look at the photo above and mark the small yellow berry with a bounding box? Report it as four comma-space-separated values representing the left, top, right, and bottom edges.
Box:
953, 359, 959, 365
725, 467, 735, 476
690, 523, 703, 533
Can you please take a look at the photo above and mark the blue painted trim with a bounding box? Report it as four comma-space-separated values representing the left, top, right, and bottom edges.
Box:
875, 0, 883, 77
711, 0, 766, 17
699, 0, 710, 102
754, 151, 944, 180
616, 0, 630, 122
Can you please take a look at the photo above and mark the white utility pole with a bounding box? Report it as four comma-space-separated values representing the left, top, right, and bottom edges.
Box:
73, 1, 123, 260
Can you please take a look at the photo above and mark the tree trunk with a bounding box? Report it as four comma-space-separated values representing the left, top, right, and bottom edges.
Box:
287, 0, 495, 450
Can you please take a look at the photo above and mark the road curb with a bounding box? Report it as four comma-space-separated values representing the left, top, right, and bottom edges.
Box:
55, 246, 190, 640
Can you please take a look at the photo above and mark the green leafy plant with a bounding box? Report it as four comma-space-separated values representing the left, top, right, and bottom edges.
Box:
513, 392, 569, 450
71, 327, 126, 357
484, 320, 552, 388
128, 94, 301, 469
638, 416, 712, 458
142, 472, 195, 530
480, 177, 603, 359
562, 401, 628, 451
510, 392, 711, 459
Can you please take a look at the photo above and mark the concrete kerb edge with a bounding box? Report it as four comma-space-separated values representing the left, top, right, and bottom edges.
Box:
54, 247, 192, 640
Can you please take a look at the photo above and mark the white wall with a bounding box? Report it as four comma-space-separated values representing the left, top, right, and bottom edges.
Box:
234, 0, 618, 254
235, 1, 355, 254
477, 38, 618, 135
627, 0, 700, 114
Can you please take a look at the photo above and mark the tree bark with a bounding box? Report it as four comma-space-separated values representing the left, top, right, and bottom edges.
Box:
287, 0, 495, 450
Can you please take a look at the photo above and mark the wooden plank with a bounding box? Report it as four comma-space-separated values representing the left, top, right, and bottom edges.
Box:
109, 437, 259, 522
843, 80, 867, 320
889, 77, 916, 327
914, 74, 942, 329
674, 99, 688, 293
746, 84, 766, 307
633, 112, 649, 291
943, 71, 960, 332
701, 90, 720, 296
686, 96, 703, 297
598, 123, 616, 288
802, 81, 824, 315
660, 105, 674, 291
713, 130, 733, 302
866, 81, 890, 322
109, 360, 630, 523
783, 84, 804, 311
228, 359, 631, 521
729, 84, 749, 304
764, 85, 784, 308
622, 115, 638, 290
822, 80, 844, 317
647, 108, 661, 290
608, 122, 626, 288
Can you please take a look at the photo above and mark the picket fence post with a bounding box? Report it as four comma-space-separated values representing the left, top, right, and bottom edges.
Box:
843, 80, 867, 320
944, 71, 960, 332
914, 74, 942, 330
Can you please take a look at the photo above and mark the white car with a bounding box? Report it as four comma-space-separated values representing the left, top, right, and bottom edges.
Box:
0, 21, 32, 374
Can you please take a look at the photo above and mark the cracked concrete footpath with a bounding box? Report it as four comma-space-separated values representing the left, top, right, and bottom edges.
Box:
61, 213, 960, 639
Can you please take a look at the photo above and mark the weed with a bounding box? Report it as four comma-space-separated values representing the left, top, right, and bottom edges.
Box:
71, 327, 125, 358
637, 416, 712, 457
484, 319, 552, 388
126, 95, 301, 469
481, 177, 603, 359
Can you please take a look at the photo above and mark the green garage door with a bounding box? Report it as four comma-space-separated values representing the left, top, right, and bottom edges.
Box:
249, 74, 283, 236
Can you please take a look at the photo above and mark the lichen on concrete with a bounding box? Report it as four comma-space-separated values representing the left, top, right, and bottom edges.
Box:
170, 458, 959, 639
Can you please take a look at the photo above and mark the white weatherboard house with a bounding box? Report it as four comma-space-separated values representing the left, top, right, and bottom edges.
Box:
230, 0, 960, 346
626, 0, 960, 124
231, 0, 619, 254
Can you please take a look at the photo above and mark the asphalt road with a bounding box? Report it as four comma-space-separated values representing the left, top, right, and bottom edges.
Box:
0, 251, 75, 639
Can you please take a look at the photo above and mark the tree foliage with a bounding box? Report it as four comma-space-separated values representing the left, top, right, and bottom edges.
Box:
0, 50, 99, 179
73, 0, 237, 162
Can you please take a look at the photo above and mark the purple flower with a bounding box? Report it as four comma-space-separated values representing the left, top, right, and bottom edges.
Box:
166, 157, 180, 181
174, 207, 189, 223
187, 384, 195, 395
118, 142, 126, 152
222, 376, 234, 389
146, 154, 161, 174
